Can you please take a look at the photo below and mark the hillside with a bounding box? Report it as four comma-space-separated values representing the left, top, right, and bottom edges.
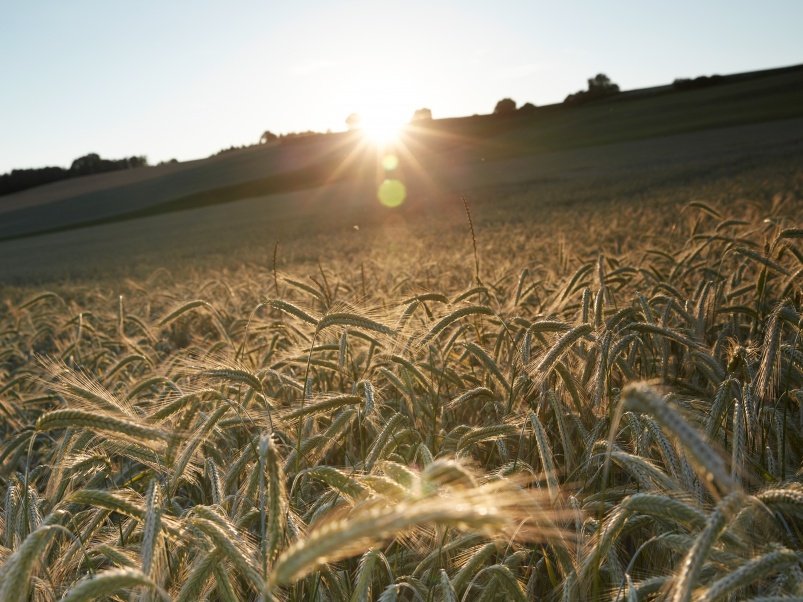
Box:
0, 63, 803, 282
1, 64, 802, 245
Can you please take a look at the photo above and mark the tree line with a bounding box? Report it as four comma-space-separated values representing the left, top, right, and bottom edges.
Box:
0, 153, 149, 197
491, 69, 737, 116
493, 73, 622, 114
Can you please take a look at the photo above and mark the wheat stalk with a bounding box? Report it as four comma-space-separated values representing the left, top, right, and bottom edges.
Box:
622, 382, 736, 494
61, 567, 170, 602
672, 491, 745, 602
699, 547, 799, 602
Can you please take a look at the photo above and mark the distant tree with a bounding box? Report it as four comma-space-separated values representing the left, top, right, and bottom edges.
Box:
493, 98, 517, 114
518, 102, 537, 113
346, 113, 362, 130
260, 130, 278, 144
564, 73, 620, 106
272, 130, 325, 146
69, 153, 147, 175
587, 73, 619, 95
70, 153, 103, 175
672, 74, 726, 91
411, 108, 433, 121
0, 166, 68, 196
127, 155, 148, 169
213, 145, 247, 156
1, 152, 147, 196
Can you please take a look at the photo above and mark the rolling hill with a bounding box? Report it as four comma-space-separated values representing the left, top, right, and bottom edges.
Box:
0, 64, 802, 283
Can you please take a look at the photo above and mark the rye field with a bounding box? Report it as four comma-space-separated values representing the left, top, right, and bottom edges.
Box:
1, 114, 803, 599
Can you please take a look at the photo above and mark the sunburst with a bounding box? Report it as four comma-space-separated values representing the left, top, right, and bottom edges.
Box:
359, 110, 405, 145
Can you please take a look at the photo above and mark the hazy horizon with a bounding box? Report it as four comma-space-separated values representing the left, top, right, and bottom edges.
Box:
2, 0, 801, 174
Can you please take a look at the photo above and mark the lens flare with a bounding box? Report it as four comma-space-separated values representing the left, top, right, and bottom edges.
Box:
382, 154, 399, 171
377, 179, 406, 207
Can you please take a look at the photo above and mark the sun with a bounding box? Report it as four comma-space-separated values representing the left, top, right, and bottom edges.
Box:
358, 107, 406, 145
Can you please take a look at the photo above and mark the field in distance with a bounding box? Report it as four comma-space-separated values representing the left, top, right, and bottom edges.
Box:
0, 63, 802, 247
0, 113, 800, 284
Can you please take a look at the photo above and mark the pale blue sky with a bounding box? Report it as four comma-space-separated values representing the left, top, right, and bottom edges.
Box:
1, 1, 801, 173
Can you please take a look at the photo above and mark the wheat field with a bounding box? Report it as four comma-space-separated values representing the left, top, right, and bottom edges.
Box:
1, 167, 802, 601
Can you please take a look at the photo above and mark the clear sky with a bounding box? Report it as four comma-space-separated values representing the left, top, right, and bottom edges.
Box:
1, 1, 801, 173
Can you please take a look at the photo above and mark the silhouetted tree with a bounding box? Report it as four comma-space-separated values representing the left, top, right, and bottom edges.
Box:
70, 153, 103, 175
127, 156, 148, 169
587, 73, 619, 94
0, 166, 67, 196
519, 102, 537, 113
260, 130, 278, 144
673, 74, 726, 91
1, 152, 148, 196
68, 153, 148, 176
493, 98, 517, 114
411, 108, 433, 121
564, 73, 620, 105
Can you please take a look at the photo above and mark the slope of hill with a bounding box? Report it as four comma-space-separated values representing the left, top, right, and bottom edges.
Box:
0, 135, 352, 239
0, 64, 801, 246
1, 115, 800, 284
